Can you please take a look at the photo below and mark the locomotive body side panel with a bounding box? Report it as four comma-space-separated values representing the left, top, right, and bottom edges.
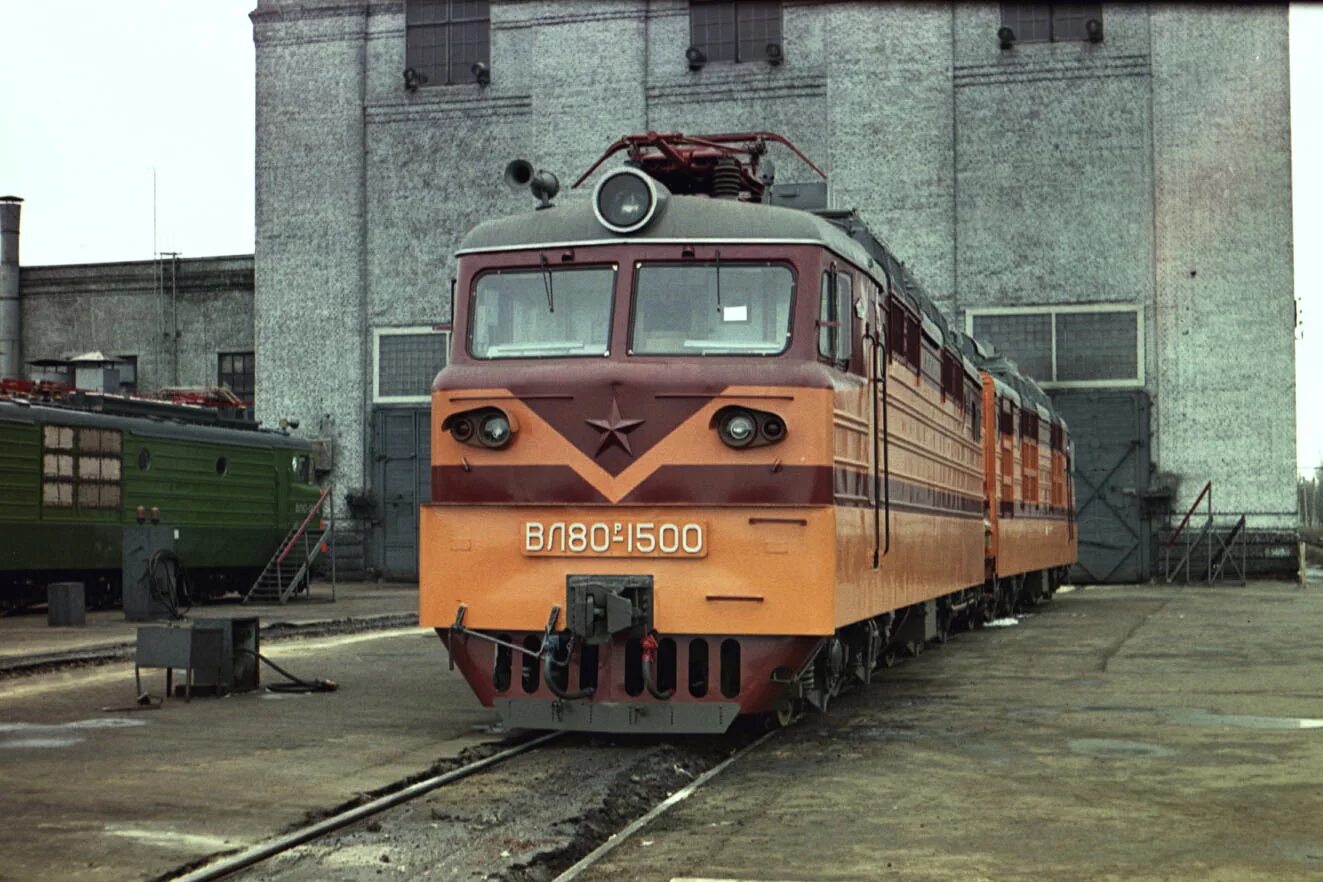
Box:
979, 376, 1076, 579
830, 354, 983, 627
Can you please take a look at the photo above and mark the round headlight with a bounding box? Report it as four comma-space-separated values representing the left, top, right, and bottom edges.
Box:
761, 416, 786, 441
593, 168, 660, 233
449, 417, 474, 442
478, 413, 512, 448
719, 410, 758, 448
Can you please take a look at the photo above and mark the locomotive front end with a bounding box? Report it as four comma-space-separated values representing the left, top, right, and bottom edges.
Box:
420, 164, 845, 732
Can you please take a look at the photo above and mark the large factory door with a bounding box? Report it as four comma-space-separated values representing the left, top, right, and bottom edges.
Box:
372, 408, 431, 579
1049, 390, 1152, 584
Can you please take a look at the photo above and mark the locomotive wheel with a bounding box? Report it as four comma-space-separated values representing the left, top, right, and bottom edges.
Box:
999, 581, 1019, 618
775, 698, 804, 728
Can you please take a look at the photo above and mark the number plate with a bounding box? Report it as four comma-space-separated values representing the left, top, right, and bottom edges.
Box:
523, 521, 707, 558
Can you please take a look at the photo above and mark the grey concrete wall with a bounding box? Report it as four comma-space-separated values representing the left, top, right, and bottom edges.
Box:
253, 2, 371, 496
1150, 4, 1296, 525
952, 3, 1155, 314
252, 0, 1298, 556
19, 256, 254, 393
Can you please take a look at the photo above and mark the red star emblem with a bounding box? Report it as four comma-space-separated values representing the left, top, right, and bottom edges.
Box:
585, 398, 645, 457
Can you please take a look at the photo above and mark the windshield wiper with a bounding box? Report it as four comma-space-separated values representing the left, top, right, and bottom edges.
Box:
539, 254, 555, 313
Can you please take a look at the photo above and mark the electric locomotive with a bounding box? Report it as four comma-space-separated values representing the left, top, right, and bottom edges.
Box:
0, 384, 323, 609
421, 132, 1075, 733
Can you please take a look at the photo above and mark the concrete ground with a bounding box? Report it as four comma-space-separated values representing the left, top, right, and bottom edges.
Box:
5, 581, 1323, 882
0, 582, 499, 882
582, 582, 1323, 882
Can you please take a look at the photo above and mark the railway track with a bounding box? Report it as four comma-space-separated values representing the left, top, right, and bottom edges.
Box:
165, 727, 775, 882
550, 729, 776, 882
169, 732, 562, 881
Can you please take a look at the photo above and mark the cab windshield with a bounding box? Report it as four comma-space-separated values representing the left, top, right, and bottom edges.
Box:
631, 262, 794, 356
470, 266, 616, 358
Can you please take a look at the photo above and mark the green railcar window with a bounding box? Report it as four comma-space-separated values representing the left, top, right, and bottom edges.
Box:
41, 425, 122, 510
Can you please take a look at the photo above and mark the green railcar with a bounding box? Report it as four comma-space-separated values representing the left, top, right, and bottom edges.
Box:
0, 397, 322, 609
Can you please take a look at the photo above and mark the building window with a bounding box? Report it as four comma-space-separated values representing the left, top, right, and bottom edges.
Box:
218, 352, 255, 402
374, 327, 450, 403
1000, 3, 1101, 43
406, 0, 490, 87
690, 1, 782, 64
966, 305, 1142, 388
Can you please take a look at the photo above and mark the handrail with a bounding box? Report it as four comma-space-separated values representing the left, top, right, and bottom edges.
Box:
277, 484, 333, 565
1167, 480, 1212, 548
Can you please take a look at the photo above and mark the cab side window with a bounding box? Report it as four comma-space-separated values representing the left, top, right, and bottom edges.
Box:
818, 270, 854, 366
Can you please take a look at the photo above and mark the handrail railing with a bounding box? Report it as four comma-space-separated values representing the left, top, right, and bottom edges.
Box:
277, 485, 333, 566
1167, 480, 1212, 548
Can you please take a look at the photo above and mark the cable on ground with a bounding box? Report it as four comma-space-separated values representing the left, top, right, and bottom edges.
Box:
237, 647, 338, 693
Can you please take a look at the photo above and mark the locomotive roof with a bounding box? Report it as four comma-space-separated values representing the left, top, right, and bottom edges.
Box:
0, 398, 312, 451
458, 194, 878, 275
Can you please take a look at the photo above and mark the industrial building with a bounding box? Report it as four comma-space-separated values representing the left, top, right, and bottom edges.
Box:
3, 2, 1297, 582
1, 244, 256, 402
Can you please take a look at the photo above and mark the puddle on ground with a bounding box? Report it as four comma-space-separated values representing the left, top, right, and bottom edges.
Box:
1068, 738, 1176, 758
1069, 705, 1323, 731
102, 824, 235, 851
0, 717, 147, 749
1, 736, 85, 749
1168, 710, 1323, 730
0, 718, 147, 732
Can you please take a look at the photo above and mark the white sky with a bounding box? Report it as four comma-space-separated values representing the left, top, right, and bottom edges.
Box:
0, 2, 1319, 474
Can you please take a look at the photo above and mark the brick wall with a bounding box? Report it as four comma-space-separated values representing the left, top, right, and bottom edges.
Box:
252, 0, 1297, 545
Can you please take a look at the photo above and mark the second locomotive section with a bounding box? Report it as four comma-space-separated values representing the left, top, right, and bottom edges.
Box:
420, 169, 985, 733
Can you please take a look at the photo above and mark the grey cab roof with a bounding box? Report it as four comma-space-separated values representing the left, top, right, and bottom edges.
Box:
457, 192, 879, 277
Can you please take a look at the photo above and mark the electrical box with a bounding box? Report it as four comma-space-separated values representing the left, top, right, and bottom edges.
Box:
122, 525, 176, 622
134, 618, 261, 698
191, 617, 261, 693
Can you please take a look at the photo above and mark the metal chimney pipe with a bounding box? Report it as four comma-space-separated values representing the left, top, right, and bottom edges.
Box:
0, 196, 22, 379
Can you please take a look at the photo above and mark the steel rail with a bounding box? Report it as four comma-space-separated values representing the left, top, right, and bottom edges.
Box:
170, 731, 562, 882
551, 729, 778, 882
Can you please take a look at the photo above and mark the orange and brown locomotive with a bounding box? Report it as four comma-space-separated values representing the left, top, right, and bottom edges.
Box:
420, 132, 1075, 733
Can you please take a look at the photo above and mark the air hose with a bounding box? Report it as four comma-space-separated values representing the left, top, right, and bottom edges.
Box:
237, 647, 338, 694
640, 632, 673, 700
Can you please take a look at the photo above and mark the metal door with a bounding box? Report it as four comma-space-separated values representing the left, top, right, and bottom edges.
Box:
372, 408, 431, 579
1048, 391, 1151, 584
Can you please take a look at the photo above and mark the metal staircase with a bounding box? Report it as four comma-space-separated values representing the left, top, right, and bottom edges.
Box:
1162, 481, 1247, 586
245, 486, 336, 604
